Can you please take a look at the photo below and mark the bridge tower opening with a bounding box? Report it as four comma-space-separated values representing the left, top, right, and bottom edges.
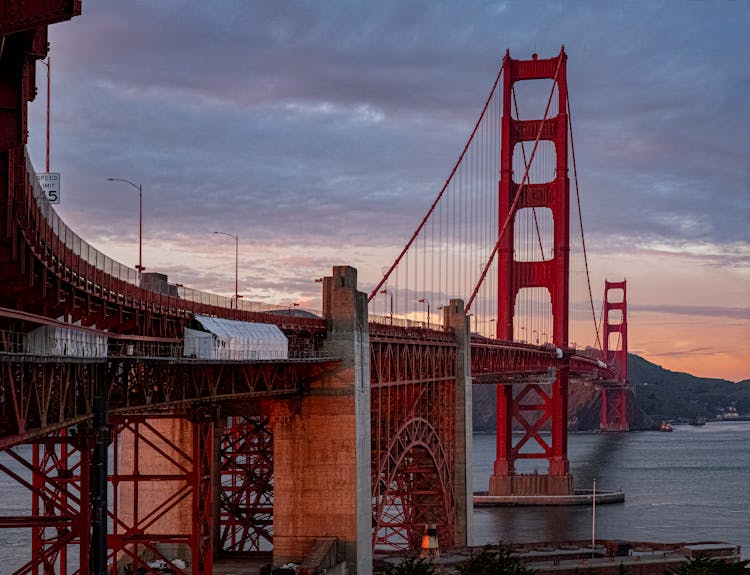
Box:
491, 48, 573, 496
601, 280, 629, 431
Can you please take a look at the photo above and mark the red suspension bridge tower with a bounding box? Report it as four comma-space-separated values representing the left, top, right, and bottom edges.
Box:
601, 280, 629, 431
491, 49, 573, 496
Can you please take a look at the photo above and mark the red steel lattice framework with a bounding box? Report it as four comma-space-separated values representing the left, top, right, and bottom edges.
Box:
219, 415, 274, 552
369, 326, 457, 550
109, 412, 214, 575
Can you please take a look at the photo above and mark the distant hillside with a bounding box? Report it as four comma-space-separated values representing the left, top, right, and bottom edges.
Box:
472, 353, 750, 432
629, 354, 750, 422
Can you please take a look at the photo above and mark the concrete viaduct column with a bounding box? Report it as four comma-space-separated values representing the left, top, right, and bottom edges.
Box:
272, 266, 372, 574
443, 299, 474, 547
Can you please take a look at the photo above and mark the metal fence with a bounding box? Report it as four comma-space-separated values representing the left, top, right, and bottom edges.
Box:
0, 329, 334, 362
27, 153, 317, 316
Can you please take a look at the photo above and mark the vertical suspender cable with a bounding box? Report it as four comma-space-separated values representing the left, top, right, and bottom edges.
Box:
368, 59, 507, 302
568, 97, 602, 351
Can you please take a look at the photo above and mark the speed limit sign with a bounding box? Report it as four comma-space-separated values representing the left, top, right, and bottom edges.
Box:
36, 173, 61, 204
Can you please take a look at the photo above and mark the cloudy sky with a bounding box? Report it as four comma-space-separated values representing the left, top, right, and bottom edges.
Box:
28, 1, 749, 381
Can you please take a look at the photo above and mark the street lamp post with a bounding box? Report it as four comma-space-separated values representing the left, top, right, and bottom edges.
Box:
40, 56, 51, 172
380, 289, 393, 325
212, 232, 240, 305
533, 329, 539, 344
107, 178, 144, 272
437, 305, 447, 328
417, 298, 431, 328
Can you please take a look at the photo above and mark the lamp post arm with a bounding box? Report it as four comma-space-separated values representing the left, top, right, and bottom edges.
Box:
213, 231, 240, 302
40, 57, 50, 172
138, 183, 142, 273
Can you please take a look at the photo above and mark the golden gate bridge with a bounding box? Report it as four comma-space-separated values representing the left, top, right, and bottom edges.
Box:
0, 4, 628, 575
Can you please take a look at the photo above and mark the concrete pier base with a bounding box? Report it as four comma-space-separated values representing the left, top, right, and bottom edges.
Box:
601, 422, 630, 432
489, 473, 574, 496
443, 299, 473, 547
475, 488, 625, 506
272, 266, 371, 575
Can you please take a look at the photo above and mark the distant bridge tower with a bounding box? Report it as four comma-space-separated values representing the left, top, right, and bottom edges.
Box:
491, 48, 573, 496
601, 280, 629, 431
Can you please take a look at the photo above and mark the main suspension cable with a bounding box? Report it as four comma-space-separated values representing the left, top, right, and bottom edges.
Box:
465, 51, 564, 313
368, 54, 509, 302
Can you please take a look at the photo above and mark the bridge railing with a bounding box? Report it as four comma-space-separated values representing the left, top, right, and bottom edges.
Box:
27, 151, 142, 285
368, 313, 432, 330
173, 286, 324, 318
0, 329, 332, 362
24, 152, 321, 319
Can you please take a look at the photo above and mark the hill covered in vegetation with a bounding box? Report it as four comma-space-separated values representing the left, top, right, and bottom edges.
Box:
472, 353, 749, 432
629, 354, 749, 423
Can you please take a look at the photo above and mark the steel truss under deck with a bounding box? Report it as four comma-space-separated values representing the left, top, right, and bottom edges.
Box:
0, 409, 283, 575
370, 332, 457, 550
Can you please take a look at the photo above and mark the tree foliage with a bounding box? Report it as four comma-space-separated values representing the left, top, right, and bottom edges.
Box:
456, 545, 535, 575
385, 556, 437, 575
670, 553, 749, 575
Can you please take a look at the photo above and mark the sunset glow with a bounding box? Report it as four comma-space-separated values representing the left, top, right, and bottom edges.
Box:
26, 1, 749, 383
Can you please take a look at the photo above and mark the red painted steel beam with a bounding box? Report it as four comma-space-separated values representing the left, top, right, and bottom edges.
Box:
0, 1, 81, 35
0, 357, 332, 451
0, 304, 181, 342
0, 515, 72, 527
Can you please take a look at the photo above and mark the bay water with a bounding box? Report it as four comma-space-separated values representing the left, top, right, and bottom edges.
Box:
472, 420, 750, 556
1, 421, 748, 569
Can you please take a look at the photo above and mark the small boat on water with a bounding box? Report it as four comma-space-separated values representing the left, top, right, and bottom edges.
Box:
720, 407, 739, 420
659, 421, 673, 432
689, 417, 706, 426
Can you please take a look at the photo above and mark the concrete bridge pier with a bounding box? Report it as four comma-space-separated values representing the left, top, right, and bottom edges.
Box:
272, 266, 372, 574
443, 298, 474, 546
